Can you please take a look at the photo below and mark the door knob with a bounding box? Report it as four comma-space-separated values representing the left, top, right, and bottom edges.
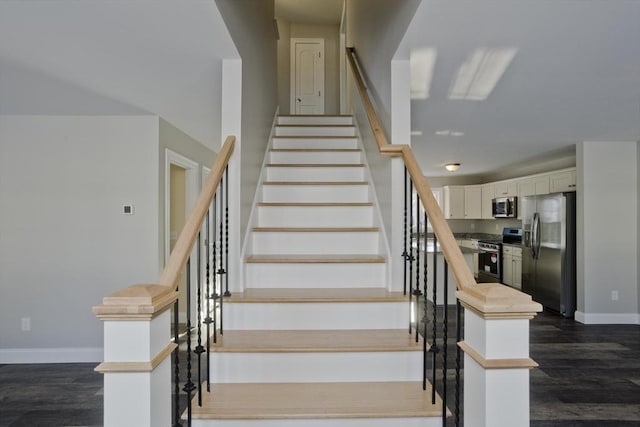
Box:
296, 98, 301, 102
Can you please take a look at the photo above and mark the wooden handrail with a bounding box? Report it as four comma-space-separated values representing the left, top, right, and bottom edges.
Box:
346, 47, 476, 291
158, 135, 236, 290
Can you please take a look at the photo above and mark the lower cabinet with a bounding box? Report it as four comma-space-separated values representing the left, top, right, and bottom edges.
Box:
502, 245, 522, 290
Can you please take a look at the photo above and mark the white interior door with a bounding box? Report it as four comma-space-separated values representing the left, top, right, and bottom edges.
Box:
291, 39, 324, 114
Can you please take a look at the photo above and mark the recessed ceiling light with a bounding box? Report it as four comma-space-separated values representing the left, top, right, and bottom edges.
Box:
445, 163, 461, 172
449, 47, 517, 101
410, 47, 437, 100
435, 130, 451, 136
410, 130, 423, 136
450, 131, 465, 136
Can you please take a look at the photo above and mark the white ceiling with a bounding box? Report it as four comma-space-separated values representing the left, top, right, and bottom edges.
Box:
275, 0, 344, 25
397, 0, 640, 177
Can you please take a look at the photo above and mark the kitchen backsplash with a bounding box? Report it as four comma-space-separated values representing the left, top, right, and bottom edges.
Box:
446, 218, 522, 234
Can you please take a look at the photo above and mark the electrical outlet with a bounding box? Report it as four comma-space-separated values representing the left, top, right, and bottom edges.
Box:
495, 224, 499, 231
21, 317, 31, 331
611, 290, 619, 301
470, 223, 475, 230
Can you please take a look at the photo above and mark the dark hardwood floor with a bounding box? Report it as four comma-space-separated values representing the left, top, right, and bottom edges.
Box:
0, 310, 638, 426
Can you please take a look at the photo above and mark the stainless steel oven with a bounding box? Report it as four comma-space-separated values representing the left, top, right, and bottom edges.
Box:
477, 240, 502, 283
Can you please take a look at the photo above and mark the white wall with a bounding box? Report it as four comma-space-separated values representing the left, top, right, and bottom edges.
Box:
276, 19, 292, 114
215, 0, 278, 242
346, 0, 421, 134
289, 23, 341, 115
576, 141, 639, 324
0, 116, 161, 362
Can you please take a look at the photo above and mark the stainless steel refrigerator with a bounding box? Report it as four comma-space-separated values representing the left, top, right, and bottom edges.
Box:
522, 192, 576, 317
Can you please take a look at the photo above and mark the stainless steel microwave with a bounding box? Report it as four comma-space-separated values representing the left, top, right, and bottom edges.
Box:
492, 196, 517, 218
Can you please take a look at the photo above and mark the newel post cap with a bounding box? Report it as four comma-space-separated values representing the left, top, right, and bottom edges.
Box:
93, 284, 178, 320
457, 283, 543, 319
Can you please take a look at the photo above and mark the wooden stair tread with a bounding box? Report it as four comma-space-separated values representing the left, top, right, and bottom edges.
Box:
272, 135, 357, 139
278, 114, 352, 117
271, 148, 360, 152
266, 163, 364, 167
227, 287, 406, 303
257, 202, 373, 207
212, 329, 422, 353
191, 381, 443, 420
277, 124, 355, 128
262, 181, 368, 185
252, 227, 379, 232
246, 254, 386, 264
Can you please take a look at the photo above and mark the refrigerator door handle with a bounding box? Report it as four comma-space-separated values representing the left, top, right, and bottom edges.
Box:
532, 212, 540, 259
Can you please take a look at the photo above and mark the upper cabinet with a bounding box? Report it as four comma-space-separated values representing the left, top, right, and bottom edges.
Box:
464, 185, 482, 219
494, 180, 518, 197
439, 168, 576, 221
443, 186, 465, 219
549, 169, 577, 192
481, 184, 495, 219
518, 175, 550, 197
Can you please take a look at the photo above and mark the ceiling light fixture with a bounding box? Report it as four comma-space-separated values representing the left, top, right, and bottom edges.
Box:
449, 47, 517, 101
445, 163, 461, 172
410, 47, 437, 99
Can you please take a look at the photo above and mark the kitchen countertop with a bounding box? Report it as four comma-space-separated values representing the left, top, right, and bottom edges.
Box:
412, 239, 477, 254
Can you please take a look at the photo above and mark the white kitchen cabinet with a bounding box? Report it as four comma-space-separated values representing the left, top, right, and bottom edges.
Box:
512, 249, 522, 290
518, 175, 550, 197
503, 245, 522, 290
458, 238, 479, 277
481, 184, 495, 219
443, 186, 465, 219
494, 180, 518, 197
464, 185, 482, 219
549, 169, 576, 192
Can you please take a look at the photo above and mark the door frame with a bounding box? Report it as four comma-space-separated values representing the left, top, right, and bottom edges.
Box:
290, 38, 325, 114
164, 149, 199, 265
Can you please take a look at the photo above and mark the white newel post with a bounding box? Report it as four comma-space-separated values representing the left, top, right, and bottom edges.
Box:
93, 284, 179, 427
457, 284, 542, 427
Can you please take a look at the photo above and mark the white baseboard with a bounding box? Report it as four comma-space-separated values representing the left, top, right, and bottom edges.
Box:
574, 311, 640, 325
0, 347, 103, 364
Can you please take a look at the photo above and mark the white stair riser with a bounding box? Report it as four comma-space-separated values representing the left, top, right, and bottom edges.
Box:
257, 206, 374, 227
244, 263, 386, 288
262, 185, 369, 203
272, 137, 358, 149
225, 302, 407, 330
270, 151, 362, 164
275, 126, 356, 137
277, 116, 354, 125
252, 232, 379, 255
266, 166, 364, 182
212, 352, 422, 383
193, 418, 442, 427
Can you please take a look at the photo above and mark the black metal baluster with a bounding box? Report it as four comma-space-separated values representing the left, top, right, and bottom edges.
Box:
430, 233, 439, 404
402, 167, 408, 295
204, 211, 212, 392
415, 195, 421, 343
408, 179, 414, 334
224, 165, 231, 298
455, 299, 463, 427
212, 192, 218, 344
442, 259, 449, 423
217, 174, 225, 335
172, 300, 181, 427
423, 211, 429, 391
194, 233, 204, 406
183, 259, 195, 426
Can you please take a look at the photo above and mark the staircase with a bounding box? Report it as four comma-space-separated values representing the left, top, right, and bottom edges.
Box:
191, 115, 445, 427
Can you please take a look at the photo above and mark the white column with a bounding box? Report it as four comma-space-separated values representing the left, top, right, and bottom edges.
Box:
457, 283, 542, 427
94, 284, 178, 427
